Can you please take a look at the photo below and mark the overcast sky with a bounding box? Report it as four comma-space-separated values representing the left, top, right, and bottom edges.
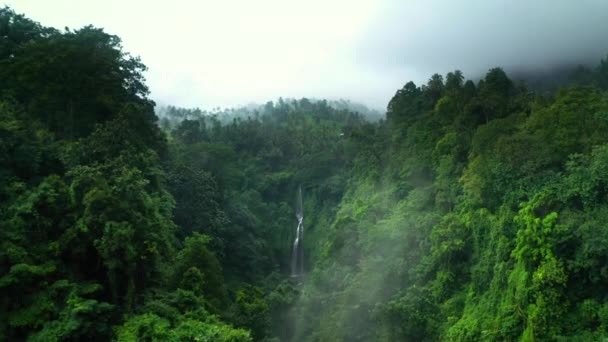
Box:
5, 1, 608, 110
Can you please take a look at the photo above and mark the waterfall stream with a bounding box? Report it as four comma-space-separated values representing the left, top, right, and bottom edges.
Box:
291, 186, 304, 277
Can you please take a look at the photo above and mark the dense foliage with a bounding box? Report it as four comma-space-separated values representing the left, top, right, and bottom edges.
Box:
0, 7, 248, 341
3, 6, 608, 341
291, 62, 608, 341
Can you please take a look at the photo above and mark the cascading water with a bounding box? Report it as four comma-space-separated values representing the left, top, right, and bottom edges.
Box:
291, 186, 304, 277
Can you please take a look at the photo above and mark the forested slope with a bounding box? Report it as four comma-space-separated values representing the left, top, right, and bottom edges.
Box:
293, 64, 608, 341
0, 7, 250, 341
3, 6, 608, 342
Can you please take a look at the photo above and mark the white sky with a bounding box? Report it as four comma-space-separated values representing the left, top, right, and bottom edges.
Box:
4, 1, 608, 110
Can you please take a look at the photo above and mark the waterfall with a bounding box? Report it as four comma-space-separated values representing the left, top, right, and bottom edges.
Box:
291, 186, 304, 277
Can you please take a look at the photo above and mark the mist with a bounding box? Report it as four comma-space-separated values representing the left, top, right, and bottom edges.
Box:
6, 0, 607, 110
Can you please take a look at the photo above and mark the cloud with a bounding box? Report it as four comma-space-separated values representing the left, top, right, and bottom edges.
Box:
355, 0, 608, 79
4, 0, 608, 110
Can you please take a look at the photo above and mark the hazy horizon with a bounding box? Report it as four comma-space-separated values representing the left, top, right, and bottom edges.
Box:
6, 0, 608, 111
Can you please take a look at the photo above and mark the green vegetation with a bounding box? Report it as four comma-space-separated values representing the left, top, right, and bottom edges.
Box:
3, 6, 608, 341
291, 64, 608, 341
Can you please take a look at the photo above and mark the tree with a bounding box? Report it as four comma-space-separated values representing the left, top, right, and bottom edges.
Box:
0, 24, 155, 140
172, 233, 228, 310
232, 285, 270, 341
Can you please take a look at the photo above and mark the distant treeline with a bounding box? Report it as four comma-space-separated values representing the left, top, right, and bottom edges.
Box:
155, 98, 383, 129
